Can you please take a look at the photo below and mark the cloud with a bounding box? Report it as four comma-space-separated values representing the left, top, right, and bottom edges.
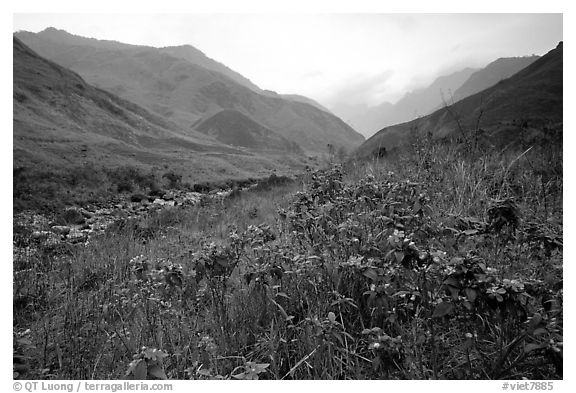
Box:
301, 70, 324, 80
323, 70, 394, 109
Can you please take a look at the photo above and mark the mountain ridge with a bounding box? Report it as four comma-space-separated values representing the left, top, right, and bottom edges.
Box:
15, 28, 364, 153
452, 55, 540, 102
13, 37, 313, 183
356, 42, 563, 157
337, 67, 478, 137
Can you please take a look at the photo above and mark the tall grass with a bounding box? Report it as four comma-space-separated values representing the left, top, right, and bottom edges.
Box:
14, 137, 562, 380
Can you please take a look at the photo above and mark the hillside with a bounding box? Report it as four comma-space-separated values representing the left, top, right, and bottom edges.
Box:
15, 28, 364, 153
356, 42, 563, 157
13, 37, 310, 185
158, 45, 263, 92
276, 93, 332, 113
193, 109, 301, 152
14, 36, 199, 168
452, 56, 540, 102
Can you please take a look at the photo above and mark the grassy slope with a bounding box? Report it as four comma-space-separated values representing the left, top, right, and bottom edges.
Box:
14, 135, 562, 379
15, 29, 365, 153
14, 37, 318, 211
453, 56, 540, 101
194, 109, 300, 152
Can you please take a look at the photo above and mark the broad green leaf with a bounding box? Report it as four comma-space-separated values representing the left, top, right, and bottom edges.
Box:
528, 313, 543, 331
524, 343, 543, 353
447, 285, 460, 300
132, 359, 147, 380
464, 288, 478, 302
533, 328, 548, 336
254, 363, 270, 372
147, 364, 167, 380
443, 276, 460, 288
432, 301, 454, 318
362, 268, 379, 282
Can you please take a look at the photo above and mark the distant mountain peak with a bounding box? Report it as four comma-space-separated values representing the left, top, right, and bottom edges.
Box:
41, 26, 61, 33
451, 55, 540, 102
357, 42, 562, 157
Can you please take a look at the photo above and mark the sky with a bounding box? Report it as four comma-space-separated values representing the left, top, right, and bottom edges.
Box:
13, 13, 562, 111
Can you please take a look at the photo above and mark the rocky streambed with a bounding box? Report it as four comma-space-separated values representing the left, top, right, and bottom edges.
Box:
13, 187, 247, 248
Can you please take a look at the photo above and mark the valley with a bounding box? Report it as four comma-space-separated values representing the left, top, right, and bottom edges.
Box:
12, 19, 563, 382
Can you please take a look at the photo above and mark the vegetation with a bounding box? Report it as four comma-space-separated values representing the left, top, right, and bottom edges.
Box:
13, 163, 295, 214
13, 135, 562, 380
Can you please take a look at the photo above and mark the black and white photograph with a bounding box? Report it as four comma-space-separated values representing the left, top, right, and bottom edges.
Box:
9, 1, 566, 385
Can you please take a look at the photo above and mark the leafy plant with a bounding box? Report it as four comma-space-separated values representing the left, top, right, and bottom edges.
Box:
126, 347, 169, 380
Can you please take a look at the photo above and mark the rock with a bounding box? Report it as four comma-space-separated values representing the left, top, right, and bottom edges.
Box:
31, 230, 51, 240
153, 199, 166, 205
216, 190, 232, 198
163, 192, 175, 201
44, 233, 62, 246
149, 189, 166, 198
96, 208, 112, 216
111, 209, 126, 217
130, 193, 147, 203
67, 230, 87, 244
79, 208, 94, 219
51, 225, 71, 235
60, 208, 86, 225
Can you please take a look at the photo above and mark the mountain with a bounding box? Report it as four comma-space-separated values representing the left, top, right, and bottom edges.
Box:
452, 56, 540, 102
382, 68, 479, 125
16, 27, 262, 92
13, 37, 307, 181
193, 109, 300, 152
158, 45, 263, 92
275, 93, 332, 113
15, 28, 364, 153
337, 68, 478, 137
356, 43, 563, 157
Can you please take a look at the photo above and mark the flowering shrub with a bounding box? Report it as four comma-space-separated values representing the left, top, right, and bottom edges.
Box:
14, 159, 562, 380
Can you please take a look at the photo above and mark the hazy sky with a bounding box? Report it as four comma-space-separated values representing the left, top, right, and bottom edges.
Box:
13, 13, 562, 110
